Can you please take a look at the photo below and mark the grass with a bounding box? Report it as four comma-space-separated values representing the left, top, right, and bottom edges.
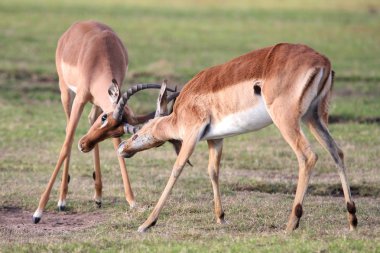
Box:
0, 0, 380, 252
1, 0, 380, 80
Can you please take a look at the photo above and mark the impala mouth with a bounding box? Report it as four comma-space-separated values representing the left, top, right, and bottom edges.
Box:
117, 141, 136, 158
78, 137, 94, 153
119, 151, 136, 158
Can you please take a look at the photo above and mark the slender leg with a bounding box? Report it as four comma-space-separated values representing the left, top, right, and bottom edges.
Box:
57, 150, 71, 211
112, 138, 135, 207
138, 133, 198, 232
88, 105, 103, 207
207, 139, 225, 224
307, 115, 357, 230
57, 87, 74, 211
33, 95, 86, 223
92, 145, 102, 207
269, 107, 318, 232
282, 125, 317, 232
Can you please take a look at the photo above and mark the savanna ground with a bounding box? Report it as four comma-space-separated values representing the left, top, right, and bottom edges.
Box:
0, 0, 380, 252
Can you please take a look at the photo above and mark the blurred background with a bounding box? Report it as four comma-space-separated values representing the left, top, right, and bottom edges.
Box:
1, 0, 379, 116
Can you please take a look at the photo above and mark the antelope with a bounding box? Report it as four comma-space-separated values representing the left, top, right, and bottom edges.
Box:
80, 43, 358, 233
32, 20, 175, 223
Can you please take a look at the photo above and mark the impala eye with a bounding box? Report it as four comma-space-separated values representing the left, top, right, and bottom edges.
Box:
101, 114, 107, 122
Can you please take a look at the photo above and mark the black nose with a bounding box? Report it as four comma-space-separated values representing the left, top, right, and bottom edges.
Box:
117, 141, 136, 158
123, 152, 136, 158
78, 141, 85, 152
78, 139, 93, 153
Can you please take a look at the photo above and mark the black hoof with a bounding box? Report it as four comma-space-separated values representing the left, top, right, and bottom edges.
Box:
95, 201, 101, 208
294, 219, 300, 229
151, 219, 158, 227
138, 219, 158, 233
58, 205, 66, 212
32, 216, 41, 224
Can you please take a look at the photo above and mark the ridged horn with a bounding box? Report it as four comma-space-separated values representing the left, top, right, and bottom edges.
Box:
113, 83, 177, 121
155, 80, 168, 118
123, 123, 141, 134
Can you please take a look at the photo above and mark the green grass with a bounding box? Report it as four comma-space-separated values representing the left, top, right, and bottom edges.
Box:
1, 0, 380, 80
0, 0, 380, 252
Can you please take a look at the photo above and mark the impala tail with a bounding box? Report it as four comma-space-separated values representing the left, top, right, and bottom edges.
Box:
302, 68, 334, 125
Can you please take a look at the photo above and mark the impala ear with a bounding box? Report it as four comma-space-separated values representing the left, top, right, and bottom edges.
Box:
108, 79, 120, 105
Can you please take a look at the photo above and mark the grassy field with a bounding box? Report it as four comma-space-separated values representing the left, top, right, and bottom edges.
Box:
0, 0, 380, 252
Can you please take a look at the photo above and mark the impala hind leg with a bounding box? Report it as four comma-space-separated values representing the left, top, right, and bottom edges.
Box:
307, 114, 357, 230
88, 105, 103, 207
207, 139, 225, 224
138, 133, 199, 232
270, 109, 318, 232
112, 137, 135, 208
33, 94, 86, 223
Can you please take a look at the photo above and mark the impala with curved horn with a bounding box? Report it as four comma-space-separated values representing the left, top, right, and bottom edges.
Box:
117, 43, 357, 233
78, 81, 179, 153
78, 81, 191, 166
32, 20, 172, 224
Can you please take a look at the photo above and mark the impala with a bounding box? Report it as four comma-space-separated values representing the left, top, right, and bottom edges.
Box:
32, 20, 175, 223
82, 43, 358, 233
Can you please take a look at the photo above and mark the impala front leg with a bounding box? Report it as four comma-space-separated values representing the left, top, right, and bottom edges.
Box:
88, 105, 103, 207
207, 139, 225, 224
137, 134, 198, 232
113, 137, 135, 208
58, 149, 71, 211
117, 116, 199, 232
33, 97, 86, 223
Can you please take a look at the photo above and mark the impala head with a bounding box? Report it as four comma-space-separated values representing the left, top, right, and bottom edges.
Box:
78, 113, 126, 153
78, 80, 125, 153
78, 80, 177, 153
117, 118, 165, 158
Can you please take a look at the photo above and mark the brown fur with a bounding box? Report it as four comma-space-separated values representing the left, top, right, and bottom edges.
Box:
33, 21, 135, 224
173, 43, 331, 122
71, 42, 355, 233
347, 201, 356, 214
176, 44, 329, 97
118, 43, 356, 233
350, 215, 358, 227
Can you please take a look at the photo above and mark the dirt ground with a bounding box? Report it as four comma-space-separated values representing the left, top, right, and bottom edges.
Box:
0, 206, 105, 244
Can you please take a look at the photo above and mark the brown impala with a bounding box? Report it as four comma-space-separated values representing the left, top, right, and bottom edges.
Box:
80, 43, 357, 233
32, 20, 176, 223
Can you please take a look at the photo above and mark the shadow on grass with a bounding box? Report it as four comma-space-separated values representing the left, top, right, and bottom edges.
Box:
230, 182, 380, 197
329, 115, 380, 124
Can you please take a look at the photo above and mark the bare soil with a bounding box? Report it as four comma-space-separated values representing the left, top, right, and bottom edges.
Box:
0, 206, 105, 243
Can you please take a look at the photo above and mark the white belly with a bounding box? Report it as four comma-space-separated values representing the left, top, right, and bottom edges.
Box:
61, 61, 78, 93
201, 97, 273, 140
68, 84, 77, 93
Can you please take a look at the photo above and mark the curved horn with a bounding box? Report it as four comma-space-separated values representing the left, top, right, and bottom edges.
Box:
133, 91, 180, 124
113, 83, 178, 121
120, 82, 180, 133
168, 87, 178, 114
167, 92, 180, 102
154, 81, 181, 118
155, 81, 168, 118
